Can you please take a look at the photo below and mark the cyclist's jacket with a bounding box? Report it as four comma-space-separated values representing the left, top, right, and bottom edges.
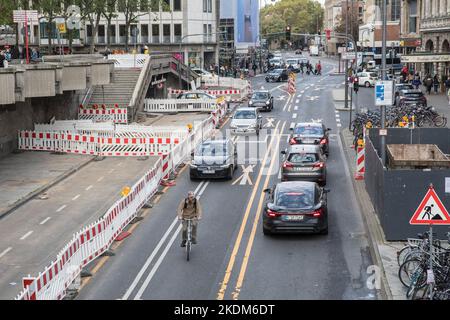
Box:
177, 197, 203, 219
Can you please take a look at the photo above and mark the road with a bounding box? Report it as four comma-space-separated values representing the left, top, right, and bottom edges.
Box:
76, 53, 378, 300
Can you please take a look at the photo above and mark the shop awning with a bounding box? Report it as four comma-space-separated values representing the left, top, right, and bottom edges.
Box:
401, 53, 450, 63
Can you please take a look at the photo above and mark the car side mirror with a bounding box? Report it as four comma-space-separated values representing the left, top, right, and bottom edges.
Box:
258, 115, 262, 119
263, 188, 272, 193
323, 188, 331, 193
327, 128, 332, 131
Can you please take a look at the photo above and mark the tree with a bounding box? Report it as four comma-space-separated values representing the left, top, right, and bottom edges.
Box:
78, 0, 105, 54
260, 0, 324, 47
117, 0, 150, 52
33, 0, 63, 53
101, 0, 118, 48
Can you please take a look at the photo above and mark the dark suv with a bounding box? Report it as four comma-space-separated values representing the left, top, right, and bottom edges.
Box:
248, 90, 273, 111
289, 122, 331, 156
265, 68, 289, 82
395, 89, 427, 107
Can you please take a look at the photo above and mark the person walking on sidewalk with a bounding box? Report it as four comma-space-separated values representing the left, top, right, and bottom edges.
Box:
433, 74, 440, 94
424, 74, 433, 94
445, 77, 450, 104
177, 191, 202, 247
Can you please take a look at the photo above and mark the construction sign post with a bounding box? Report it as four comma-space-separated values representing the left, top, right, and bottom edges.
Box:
409, 184, 450, 225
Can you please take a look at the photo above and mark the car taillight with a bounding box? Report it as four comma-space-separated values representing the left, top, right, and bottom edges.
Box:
320, 138, 327, 145
313, 162, 325, 169
267, 209, 281, 218
289, 138, 297, 145
283, 161, 294, 168
312, 209, 323, 217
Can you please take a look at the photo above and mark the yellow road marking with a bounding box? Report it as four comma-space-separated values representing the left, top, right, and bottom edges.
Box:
216, 121, 283, 300
232, 123, 286, 299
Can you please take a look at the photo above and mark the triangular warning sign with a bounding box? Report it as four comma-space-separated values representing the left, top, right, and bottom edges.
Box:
410, 186, 450, 225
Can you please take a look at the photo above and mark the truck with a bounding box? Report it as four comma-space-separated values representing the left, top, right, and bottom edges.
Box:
309, 45, 319, 56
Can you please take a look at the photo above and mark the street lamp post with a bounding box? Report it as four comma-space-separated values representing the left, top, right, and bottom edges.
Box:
380, 0, 387, 166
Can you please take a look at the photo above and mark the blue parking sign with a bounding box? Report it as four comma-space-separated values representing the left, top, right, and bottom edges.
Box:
375, 81, 394, 106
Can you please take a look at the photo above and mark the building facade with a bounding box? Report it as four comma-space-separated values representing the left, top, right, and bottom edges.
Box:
21, 0, 219, 69
324, 0, 343, 55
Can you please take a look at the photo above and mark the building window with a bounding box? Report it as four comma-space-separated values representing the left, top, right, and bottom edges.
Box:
203, 0, 207, 12
86, 24, 92, 37
152, 24, 160, 43
391, 0, 401, 21
98, 25, 105, 43
174, 0, 181, 11
208, 0, 212, 12
163, 24, 170, 43
141, 24, 149, 43
162, 0, 170, 11
174, 24, 182, 42
409, 0, 417, 33
119, 24, 126, 44
109, 25, 116, 44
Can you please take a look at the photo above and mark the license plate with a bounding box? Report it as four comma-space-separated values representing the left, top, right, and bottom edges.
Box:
284, 215, 304, 221
202, 170, 215, 174
294, 167, 312, 171
302, 140, 315, 144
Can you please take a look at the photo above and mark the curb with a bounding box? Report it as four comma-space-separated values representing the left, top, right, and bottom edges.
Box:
0, 156, 95, 220
338, 129, 393, 300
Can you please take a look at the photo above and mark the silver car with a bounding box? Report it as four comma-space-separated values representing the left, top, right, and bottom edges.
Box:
281, 144, 327, 185
229, 107, 263, 136
189, 139, 237, 180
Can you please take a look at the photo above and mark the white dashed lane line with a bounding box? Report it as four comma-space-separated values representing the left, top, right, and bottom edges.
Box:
294, 106, 298, 111
292, 113, 297, 119
0, 247, 12, 259
20, 231, 33, 240
56, 205, 67, 213
109, 169, 115, 174
86, 185, 93, 191
72, 194, 81, 201
97, 176, 104, 182
39, 217, 51, 225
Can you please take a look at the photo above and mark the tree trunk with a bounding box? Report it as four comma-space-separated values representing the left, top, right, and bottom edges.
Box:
47, 17, 52, 54
106, 18, 111, 47
125, 21, 130, 52
90, 13, 101, 54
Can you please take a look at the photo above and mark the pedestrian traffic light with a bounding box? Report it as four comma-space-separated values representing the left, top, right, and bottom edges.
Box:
286, 25, 291, 41
325, 29, 331, 40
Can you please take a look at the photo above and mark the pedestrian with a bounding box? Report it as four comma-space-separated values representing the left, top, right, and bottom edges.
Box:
31, 48, 38, 62
412, 77, 421, 89
144, 45, 149, 54
424, 74, 433, 94
0, 51, 5, 68
252, 62, 257, 76
433, 74, 440, 94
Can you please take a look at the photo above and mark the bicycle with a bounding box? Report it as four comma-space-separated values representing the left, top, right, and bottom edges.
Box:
183, 218, 197, 261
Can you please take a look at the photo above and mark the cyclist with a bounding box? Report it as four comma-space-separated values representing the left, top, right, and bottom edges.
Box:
177, 191, 202, 247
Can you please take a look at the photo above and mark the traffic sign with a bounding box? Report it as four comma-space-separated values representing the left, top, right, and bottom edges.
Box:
410, 185, 450, 225
342, 52, 356, 60
13, 10, 38, 23
375, 81, 394, 106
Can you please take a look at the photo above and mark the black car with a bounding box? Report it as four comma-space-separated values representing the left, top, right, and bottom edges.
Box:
265, 68, 289, 82
289, 122, 331, 156
248, 90, 273, 111
395, 89, 427, 107
394, 83, 414, 98
262, 181, 329, 235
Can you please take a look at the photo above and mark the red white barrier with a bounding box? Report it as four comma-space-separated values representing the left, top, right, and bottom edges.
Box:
287, 78, 296, 94
78, 108, 128, 124
354, 128, 366, 180
15, 159, 162, 300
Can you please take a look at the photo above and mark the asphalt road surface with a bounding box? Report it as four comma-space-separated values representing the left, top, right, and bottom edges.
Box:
77, 53, 378, 300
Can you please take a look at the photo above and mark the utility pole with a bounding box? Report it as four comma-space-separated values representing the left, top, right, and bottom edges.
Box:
344, 0, 349, 110
380, 0, 387, 166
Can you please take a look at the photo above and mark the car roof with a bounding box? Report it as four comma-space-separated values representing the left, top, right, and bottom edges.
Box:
288, 144, 321, 153
402, 89, 423, 93
294, 122, 323, 128
235, 107, 257, 112
276, 181, 316, 192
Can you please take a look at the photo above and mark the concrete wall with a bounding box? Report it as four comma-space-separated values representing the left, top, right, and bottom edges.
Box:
24, 69, 56, 98
90, 63, 111, 86
0, 91, 82, 159
62, 66, 87, 91
0, 70, 16, 104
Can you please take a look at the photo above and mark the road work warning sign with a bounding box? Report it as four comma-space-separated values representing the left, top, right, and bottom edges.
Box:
409, 185, 450, 225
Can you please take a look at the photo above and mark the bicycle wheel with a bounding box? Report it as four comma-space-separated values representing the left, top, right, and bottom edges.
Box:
433, 115, 447, 127
186, 241, 191, 261
397, 246, 415, 266
398, 258, 425, 288
406, 269, 427, 299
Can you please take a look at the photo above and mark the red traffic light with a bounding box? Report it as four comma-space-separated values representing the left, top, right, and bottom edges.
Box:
325, 29, 331, 40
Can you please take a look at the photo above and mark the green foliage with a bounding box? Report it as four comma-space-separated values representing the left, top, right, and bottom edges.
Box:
260, 0, 324, 36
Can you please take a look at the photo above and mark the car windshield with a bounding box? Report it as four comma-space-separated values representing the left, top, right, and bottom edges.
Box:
252, 92, 269, 100
272, 69, 283, 74
370, 73, 378, 77
404, 92, 423, 98
275, 190, 314, 209
288, 153, 318, 163
294, 126, 324, 135
196, 142, 227, 156
234, 110, 256, 119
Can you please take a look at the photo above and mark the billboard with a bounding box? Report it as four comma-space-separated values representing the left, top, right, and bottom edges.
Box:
236, 0, 259, 45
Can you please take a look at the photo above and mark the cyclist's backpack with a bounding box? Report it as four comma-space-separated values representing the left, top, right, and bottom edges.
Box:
184, 198, 197, 210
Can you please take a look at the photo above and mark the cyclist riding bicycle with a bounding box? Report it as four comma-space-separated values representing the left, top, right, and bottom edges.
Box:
177, 191, 202, 247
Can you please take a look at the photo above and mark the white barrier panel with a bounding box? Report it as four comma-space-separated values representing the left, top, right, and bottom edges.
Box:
144, 99, 219, 113
107, 54, 149, 69
15, 160, 162, 300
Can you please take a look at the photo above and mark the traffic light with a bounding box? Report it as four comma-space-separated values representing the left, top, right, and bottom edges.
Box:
285, 25, 291, 41
325, 29, 331, 40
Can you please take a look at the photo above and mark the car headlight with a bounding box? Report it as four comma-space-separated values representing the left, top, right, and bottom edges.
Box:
266, 101, 270, 105
220, 163, 231, 168
230, 123, 237, 129
249, 123, 257, 128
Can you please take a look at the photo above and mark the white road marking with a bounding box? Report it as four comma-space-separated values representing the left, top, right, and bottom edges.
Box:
232, 165, 254, 186
295, 99, 299, 104
300, 90, 305, 94
56, 205, 67, 212
86, 185, 93, 191
197, 181, 210, 198
263, 118, 275, 128
278, 168, 282, 179
72, 194, 81, 201
122, 181, 206, 300
290, 122, 296, 129
294, 106, 298, 111
297, 94, 302, 98
20, 231, 33, 240
40, 217, 51, 225
0, 247, 12, 259
109, 169, 115, 174
292, 113, 297, 119
97, 176, 104, 182
337, 123, 342, 127
336, 118, 341, 123
117, 162, 123, 167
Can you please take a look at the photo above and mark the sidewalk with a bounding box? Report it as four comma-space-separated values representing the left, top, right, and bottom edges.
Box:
425, 92, 450, 125
0, 152, 93, 219
339, 127, 407, 300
